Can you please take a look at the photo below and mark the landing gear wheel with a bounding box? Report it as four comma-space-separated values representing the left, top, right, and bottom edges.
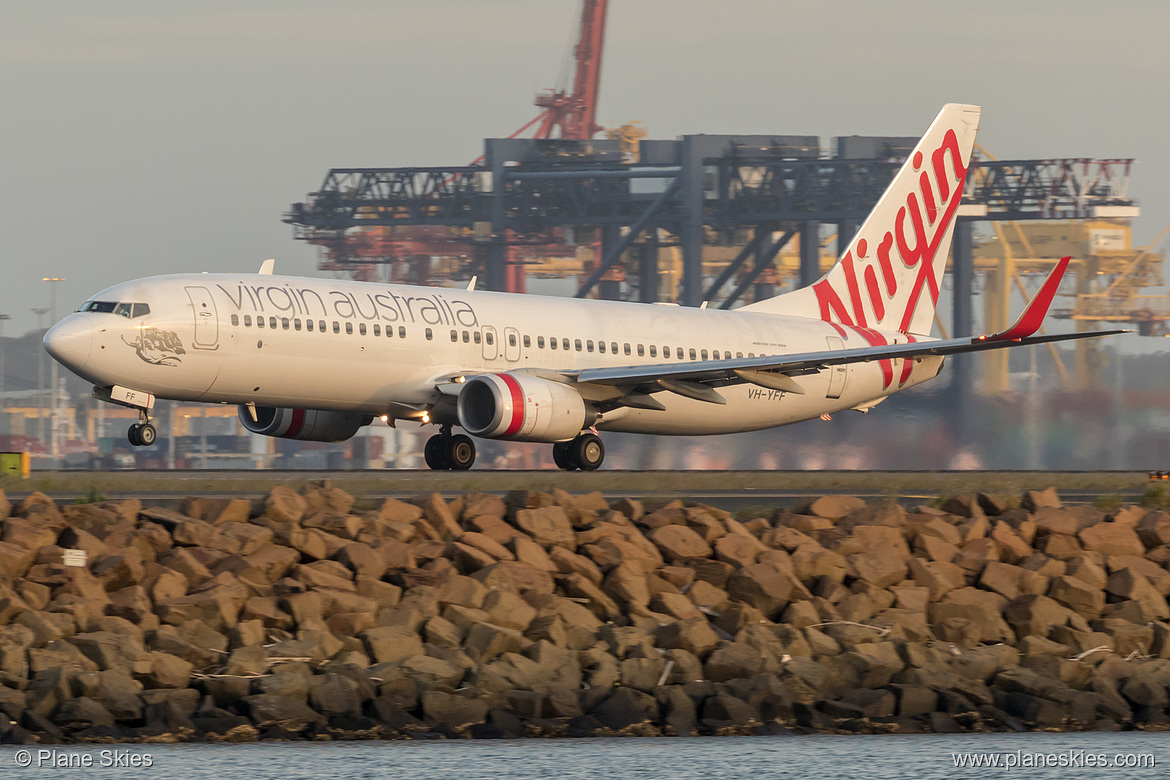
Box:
137, 423, 157, 447
424, 435, 449, 470
127, 424, 142, 447
552, 441, 576, 470
570, 433, 604, 471
447, 434, 476, 471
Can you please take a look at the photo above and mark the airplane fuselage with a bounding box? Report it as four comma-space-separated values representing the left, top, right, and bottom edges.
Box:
49, 272, 943, 436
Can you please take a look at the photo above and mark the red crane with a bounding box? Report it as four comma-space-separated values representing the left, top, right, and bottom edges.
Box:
312, 1, 609, 289
528, 0, 609, 140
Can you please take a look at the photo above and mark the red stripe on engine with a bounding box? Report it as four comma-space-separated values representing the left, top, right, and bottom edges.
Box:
497, 374, 525, 438
286, 408, 306, 438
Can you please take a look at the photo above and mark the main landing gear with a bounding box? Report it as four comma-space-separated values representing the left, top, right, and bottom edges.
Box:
553, 432, 604, 471
424, 425, 476, 471
127, 411, 157, 447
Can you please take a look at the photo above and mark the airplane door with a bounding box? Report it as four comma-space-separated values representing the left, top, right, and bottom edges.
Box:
481, 326, 498, 360
185, 286, 219, 350
825, 336, 847, 399
503, 327, 521, 362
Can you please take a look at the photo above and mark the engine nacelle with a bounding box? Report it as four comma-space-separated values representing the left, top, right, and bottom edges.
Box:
238, 406, 368, 442
457, 373, 590, 442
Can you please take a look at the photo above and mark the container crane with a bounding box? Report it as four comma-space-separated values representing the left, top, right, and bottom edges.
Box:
306, 1, 610, 288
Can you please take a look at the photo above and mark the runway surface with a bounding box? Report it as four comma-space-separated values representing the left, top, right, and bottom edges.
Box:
1, 470, 1159, 512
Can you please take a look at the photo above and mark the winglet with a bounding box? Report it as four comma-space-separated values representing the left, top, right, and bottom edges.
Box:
985, 256, 1070, 342
259, 259, 275, 275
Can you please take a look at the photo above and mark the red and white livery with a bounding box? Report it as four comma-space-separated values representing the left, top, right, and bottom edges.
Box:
44, 105, 1124, 469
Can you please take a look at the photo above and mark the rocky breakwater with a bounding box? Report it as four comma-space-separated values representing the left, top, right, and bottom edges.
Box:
1, 484, 1170, 743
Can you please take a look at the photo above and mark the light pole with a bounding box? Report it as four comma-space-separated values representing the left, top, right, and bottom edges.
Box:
42, 278, 66, 465
0, 313, 9, 406
32, 307, 48, 452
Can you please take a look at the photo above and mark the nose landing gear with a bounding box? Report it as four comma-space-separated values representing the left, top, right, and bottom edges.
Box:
424, 425, 476, 470
553, 432, 604, 471
127, 411, 157, 447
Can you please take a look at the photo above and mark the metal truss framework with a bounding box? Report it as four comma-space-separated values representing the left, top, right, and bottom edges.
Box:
285, 143, 1137, 341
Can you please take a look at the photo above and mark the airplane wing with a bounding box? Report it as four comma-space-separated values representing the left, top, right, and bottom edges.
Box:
567, 256, 1129, 404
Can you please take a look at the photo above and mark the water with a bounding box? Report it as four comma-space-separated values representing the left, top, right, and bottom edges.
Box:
2, 733, 1168, 779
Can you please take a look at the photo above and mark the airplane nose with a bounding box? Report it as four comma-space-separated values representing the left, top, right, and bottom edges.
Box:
44, 314, 94, 371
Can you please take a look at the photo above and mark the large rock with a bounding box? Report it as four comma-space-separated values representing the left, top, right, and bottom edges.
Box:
361, 626, 424, 664
1003, 595, 1072, 640
1047, 575, 1105, 619
513, 507, 575, 550
421, 691, 488, 728
590, 688, 659, 731
243, 693, 325, 730
726, 562, 793, 619
263, 487, 308, 525
805, 496, 866, 520
1078, 524, 1144, 556
649, 525, 712, 563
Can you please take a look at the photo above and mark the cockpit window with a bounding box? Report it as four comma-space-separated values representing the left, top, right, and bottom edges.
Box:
80, 300, 150, 318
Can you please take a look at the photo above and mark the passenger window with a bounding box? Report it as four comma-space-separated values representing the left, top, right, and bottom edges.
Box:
333, 321, 340, 334
345, 322, 353, 335
749, 352, 756, 358
463, 331, 470, 343
537, 336, 545, 348
649, 345, 657, 357
550, 338, 557, 350
294, 319, 302, 331
359, 323, 366, 336
523, 335, 530, 348
676, 347, 684, 359
319, 320, 326, 332
485, 331, 493, 345
562, 338, 569, 350
611, 342, 618, 354
269, 317, 278, 329
737, 352, 743, 359
725, 351, 732, 359
508, 333, 517, 347
425, 328, 433, 340
114, 303, 133, 318
244, 315, 252, 327
624, 343, 631, 356
399, 326, 406, 338
473, 331, 481, 344
450, 329, 458, 342
700, 349, 708, 360
587, 340, 595, 352
689, 348, 696, 359
575, 339, 582, 351
257, 317, 265, 329
132, 303, 150, 318
373, 324, 380, 336
231, 314, 239, 326
306, 319, 314, 332
281, 318, 289, 330
598, 341, 606, 354
637, 344, 644, 356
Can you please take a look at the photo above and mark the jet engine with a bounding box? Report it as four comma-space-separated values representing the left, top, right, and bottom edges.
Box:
237, 406, 369, 442
457, 373, 591, 442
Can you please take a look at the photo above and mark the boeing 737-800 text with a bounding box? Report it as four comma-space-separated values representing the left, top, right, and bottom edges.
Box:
44, 104, 1124, 470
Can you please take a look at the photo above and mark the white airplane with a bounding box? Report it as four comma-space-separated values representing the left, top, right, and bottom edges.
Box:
44, 104, 1124, 470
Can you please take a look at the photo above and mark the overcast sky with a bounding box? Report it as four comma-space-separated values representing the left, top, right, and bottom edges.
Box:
2, 0, 1168, 335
